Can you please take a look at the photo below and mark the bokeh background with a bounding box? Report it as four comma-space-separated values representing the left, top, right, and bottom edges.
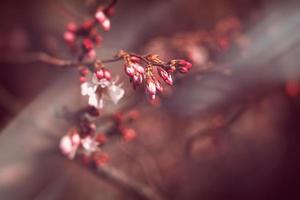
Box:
0, 0, 300, 199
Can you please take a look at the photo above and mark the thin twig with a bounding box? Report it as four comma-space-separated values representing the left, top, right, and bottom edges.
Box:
0, 52, 122, 68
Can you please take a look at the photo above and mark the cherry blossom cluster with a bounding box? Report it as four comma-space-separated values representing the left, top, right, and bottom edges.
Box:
59, 0, 192, 166
60, 108, 139, 166
63, 9, 113, 60
121, 51, 192, 100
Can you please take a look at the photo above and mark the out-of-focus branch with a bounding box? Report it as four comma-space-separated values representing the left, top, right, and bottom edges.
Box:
117, 143, 158, 190
0, 85, 23, 115
89, 164, 165, 200
184, 104, 247, 160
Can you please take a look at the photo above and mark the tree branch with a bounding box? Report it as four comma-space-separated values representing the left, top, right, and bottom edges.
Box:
0, 52, 122, 68
88, 164, 165, 200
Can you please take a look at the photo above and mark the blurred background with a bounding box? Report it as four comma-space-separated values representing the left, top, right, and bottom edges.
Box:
0, 0, 300, 199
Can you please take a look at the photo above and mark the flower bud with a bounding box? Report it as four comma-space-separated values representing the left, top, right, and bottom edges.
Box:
95, 134, 107, 144
155, 80, 163, 92
67, 22, 78, 33
103, 69, 111, 80
158, 68, 173, 85
82, 19, 94, 31
87, 49, 96, 59
102, 19, 111, 31
122, 128, 137, 142
95, 69, 104, 79
95, 11, 106, 23
177, 60, 192, 73
133, 63, 145, 74
80, 68, 89, 76
124, 64, 135, 76
130, 56, 141, 62
83, 38, 94, 51
146, 78, 157, 95
63, 31, 75, 45
95, 11, 111, 31
93, 152, 109, 166
79, 76, 86, 83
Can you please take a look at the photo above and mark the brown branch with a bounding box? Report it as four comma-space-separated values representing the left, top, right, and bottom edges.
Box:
88, 164, 165, 200
0, 52, 122, 68
117, 142, 158, 189
184, 104, 247, 160
128, 53, 166, 68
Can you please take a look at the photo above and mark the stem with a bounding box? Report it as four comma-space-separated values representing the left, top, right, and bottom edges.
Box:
128, 53, 166, 68
0, 52, 123, 68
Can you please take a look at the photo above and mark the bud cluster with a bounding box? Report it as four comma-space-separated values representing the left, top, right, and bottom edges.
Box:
63, 9, 112, 60
121, 52, 192, 100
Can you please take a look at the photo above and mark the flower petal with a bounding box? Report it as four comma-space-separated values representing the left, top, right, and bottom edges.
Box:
107, 84, 125, 104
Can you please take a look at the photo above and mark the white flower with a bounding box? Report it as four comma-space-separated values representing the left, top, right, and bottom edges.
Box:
81, 136, 99, 155
59, 131, 81, 159
81, 73, 125, 109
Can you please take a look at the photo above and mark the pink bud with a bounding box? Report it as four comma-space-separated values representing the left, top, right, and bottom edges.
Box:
177, 60, 192, 73
138, 73, 144, 85
132, 73, 143, 87
165, 74, 173, 85
83, 38, 94, 51
95, 69, 104, 79
82, 19, 94, 31
60, 135, 72, 155
150, 94, 156, 100
130, 56, 141, 62
95, 11, 111, 31
67, 22, 78, 33
79, 76, 86, 83
133, 63, 145, 74
125, 65, 135, 76
80, 68, 89, 76
179, 67, 189, 73
59, 130, 80, 159
155, 80, 163, 92
63, 31, 75, 44
87, 49, 96, 59
103, 69, 111, 80
122, 128, 137, 142
95, 11, 106, 23
71, 133, 81, 145
146, 79, 156, 95
102, 19, 111, 31
158, 68, 173, 85
133, 74, 139, 84
158, 67, 168, 79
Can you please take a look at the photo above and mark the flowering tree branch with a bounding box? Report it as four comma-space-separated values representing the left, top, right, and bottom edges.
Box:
2, 1, 192, 200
